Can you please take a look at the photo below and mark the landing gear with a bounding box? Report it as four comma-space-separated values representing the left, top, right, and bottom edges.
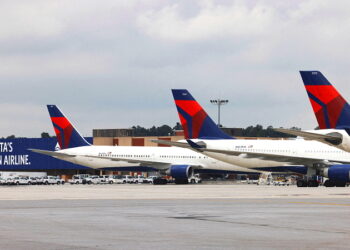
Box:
335, 181, 346, 187
324, 180, 346, 187
324, 180, 335, 187
153, 178, 167, 185
308, 180, 319, 187
174, 179, 189, 185
297, 179, 307, 187
297, 179, 319, 187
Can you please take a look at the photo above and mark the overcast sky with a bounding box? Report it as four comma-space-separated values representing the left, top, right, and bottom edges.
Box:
1, 0, 350, 137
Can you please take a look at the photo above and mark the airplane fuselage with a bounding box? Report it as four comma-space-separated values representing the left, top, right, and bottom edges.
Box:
191, 138, 350, 170
54, 145, 261, 173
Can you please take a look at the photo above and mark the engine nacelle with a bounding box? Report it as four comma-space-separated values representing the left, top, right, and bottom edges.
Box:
318, 129, 350, 152
321, 165, 350, 182
168, 165, 193, 180
339, 132, 350, 152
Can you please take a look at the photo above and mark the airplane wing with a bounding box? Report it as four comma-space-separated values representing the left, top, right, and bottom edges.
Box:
274, 128, 342, 145
28, 149, 76, 158
152, 140, 350, 166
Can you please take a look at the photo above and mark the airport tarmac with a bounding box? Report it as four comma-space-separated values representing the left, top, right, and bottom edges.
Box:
0, 185, 349, 249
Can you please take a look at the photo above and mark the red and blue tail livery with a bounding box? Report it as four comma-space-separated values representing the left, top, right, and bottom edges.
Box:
47, 105, 90, 149
172, 89, 233, 139
300, 71, 350, 130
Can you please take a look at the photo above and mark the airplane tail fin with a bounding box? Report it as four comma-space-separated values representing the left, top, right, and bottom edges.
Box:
300, 71, 350, 130
171, 89, 233, 139
47, 105, 90, 149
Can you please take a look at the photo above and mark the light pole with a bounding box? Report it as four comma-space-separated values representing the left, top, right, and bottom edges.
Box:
210, 99, 229, 127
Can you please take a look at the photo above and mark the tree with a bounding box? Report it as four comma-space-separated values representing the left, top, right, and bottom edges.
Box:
41, 132, 51, 138
173, 122, 182, 130
157, 125, 173, 136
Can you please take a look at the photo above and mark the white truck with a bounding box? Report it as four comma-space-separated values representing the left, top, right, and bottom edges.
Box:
133, 176, 146, 184
84, 175, 101, 184
145, 176, 157, 184
111, 175, 124, 184
99, 175, 113, 184
68, 174, 90, 184
122, 175, 134, 184
12, 177, 32, 185
42, 176, 62, 185
0, 172, 47, 180
188, 174, 202, 184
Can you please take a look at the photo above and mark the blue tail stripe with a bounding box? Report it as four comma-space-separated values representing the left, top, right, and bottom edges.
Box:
47, 105, 65, 117
176, 106, 193, 138
300, 71, 331, 85
306, 91, 331, 128
172, 89, 195, 100
199, 116, 233, 139
52, 122, 66, 148
334, 103, 350, 132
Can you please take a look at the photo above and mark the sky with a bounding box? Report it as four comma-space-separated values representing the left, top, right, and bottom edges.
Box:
1, 0, 350, 137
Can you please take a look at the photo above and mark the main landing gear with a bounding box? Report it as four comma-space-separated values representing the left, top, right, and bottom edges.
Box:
323, 180, 346, 187
297, 179, 319, 187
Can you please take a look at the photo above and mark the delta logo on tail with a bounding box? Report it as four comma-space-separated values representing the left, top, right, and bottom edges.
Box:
47, 105, 90, 149
171, 89, 233, 140
300, 71, 350, 130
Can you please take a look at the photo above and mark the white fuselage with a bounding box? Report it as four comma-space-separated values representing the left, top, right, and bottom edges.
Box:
54, 145, 260, 173
191, 138, 350, 169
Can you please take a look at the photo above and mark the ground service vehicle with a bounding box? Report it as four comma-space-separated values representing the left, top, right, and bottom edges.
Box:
84, 175, 101, 184
188, 174, 202, 184
122, 175, 134, 183
68, 174, 90, 184
42, 176, 61, 185
110, 175, 124, 184
13, 177, 31, 185
133, 176, 146, 184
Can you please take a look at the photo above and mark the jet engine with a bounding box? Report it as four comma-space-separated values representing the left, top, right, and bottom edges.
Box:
167, 165, 194, 184
320, 165, 350, 187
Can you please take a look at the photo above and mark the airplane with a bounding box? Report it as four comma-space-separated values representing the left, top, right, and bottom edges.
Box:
275, 71, 350, 153
30, 105, 262, 184
153, 89, 350, 187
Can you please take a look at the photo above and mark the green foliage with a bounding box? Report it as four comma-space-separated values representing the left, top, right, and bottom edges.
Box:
132, 124, 174, 136
41, 132, 51, 138
131, 124, 298, 137
241, 125, 299, 138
